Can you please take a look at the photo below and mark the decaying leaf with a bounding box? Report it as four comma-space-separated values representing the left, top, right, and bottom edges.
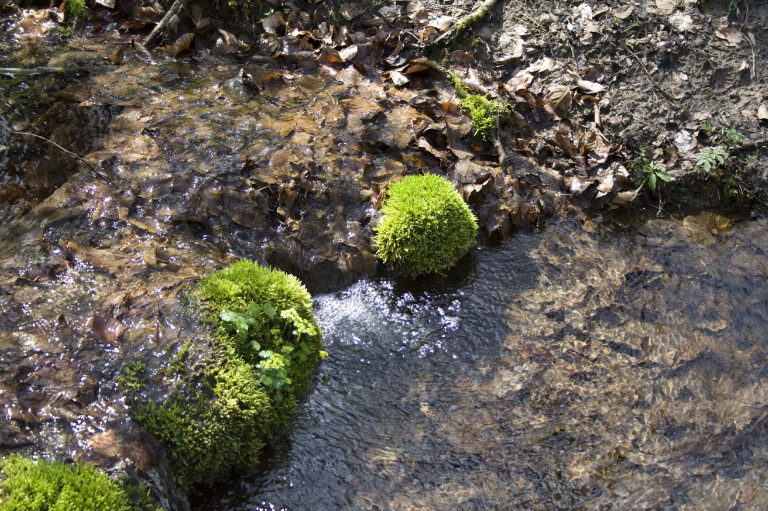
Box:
171, 32, 194, 57
339, 44, 358, 62
758, 104, 768, 120
669, 13, 693, 32
263, 13, 286, 36
340, 3, 365, 20
108, 46, 125, 65
613, 5, 634, 19
390, 71, 409, 86
655, 0, 677, 14
131, 39, 153, 64
546, 84, 572, 117
715, 25, 743, 46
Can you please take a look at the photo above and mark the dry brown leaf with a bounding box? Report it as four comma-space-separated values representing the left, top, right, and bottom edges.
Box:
758, 104, 768, 120
613, 5, 634, 19
526, 56, 556, 74
715, 25, 743, 46
339, 44, 358, 62
340, 3, 365, 20
390, 71, 409, 86
505, 71, 533, 92
669, 13, 693, 31
575, 79, 604, 94
428, 15, 454, 31
655, 0, 677, 14
546, 84, 572, 117
171, 32, 194, 57
407, 0, 428, 23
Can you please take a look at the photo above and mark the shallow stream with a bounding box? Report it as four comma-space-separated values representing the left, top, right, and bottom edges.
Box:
2, 23, 768, 511
194, 215, 768, 510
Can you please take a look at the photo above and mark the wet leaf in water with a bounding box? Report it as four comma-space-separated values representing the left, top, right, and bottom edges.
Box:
91, 313, 126, 345
131, 38, 153, 63
390, 71, 409, 86
170, 32, 194, 57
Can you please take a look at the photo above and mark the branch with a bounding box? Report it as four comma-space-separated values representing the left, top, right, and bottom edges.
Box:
0, 66, 101, 76
429, 0, 500, 47
143, 0, 190, 48
10, 131, 111, 182
620, 42, 677, 103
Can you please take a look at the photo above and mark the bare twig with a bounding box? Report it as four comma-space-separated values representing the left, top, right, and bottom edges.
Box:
143, 0, 190, 48
0, 66, 101, 76
620, 42, 677, 103
10, 131, 111, 182
429, 0, 501, 47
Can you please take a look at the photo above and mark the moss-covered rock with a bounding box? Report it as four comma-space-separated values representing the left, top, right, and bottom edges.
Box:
0, 455, 159, 511
130, 261, 324, 493
373, 174, 478, 276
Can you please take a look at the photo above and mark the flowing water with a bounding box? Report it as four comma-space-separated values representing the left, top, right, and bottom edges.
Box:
2, 21, 768, 511
193, 215, 768, 510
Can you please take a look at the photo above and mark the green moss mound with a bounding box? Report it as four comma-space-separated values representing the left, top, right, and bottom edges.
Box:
0, 455, 158, 511
132, 355, 275, 492
373, 174, 478, 276
131, 261, 324, 493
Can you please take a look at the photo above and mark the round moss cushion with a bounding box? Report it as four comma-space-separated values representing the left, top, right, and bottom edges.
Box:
373, 174, 478, 276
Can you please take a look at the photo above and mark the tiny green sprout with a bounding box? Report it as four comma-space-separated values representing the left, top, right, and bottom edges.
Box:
745, 154, 757, 164
724, 127, 744, 144
633, 149, 674, 191
696, 146, 729, 173
700, 121, 714, 137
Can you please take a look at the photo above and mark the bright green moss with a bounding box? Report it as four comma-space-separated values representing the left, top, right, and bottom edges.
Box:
131, 261, 324, 493
373, 174, 478, 276
199, 260, 324, 401
449, 72, 510, 144
132, 356, 275, 492
65, 0, 86, 19
0, 455, 158, 511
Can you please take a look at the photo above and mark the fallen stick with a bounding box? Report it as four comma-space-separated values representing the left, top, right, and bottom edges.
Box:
143, 0, 190, 48
430, 0, 501, 47
10, 131, 111, 182
0, 66, 101, 76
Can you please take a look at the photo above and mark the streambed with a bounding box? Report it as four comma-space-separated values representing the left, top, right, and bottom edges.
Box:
194, 214, 768, 510
1, 18, 767, 511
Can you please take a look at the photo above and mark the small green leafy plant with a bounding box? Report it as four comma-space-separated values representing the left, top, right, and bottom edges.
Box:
373, 174, 478, 277
219, 304, 322, 402
724, 127, 744, 144
696, 146, 729, 173
699, 121, 715, 137
632, 149, 674, 193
